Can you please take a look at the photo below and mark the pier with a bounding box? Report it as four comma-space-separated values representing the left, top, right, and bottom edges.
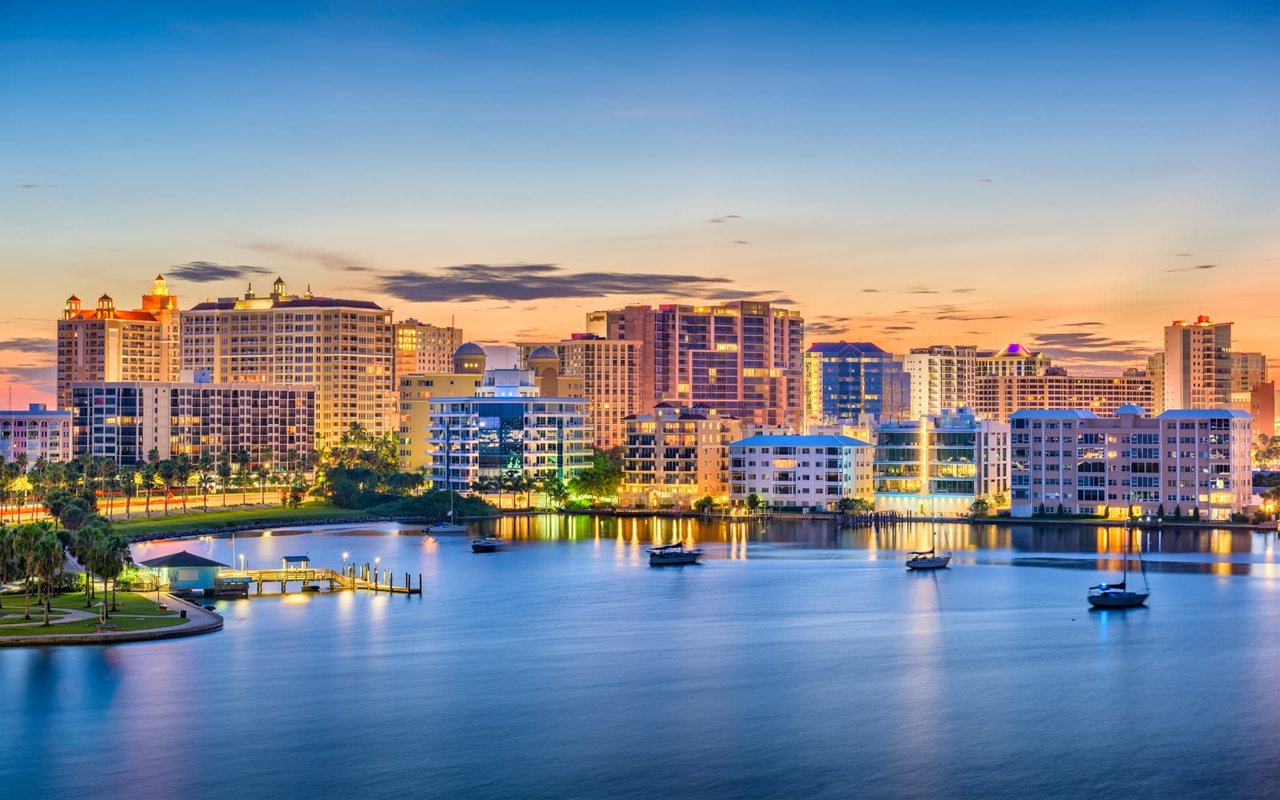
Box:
220, 562, 422, 596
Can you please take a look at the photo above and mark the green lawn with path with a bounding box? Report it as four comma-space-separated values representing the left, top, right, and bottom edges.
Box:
113, 503, 371, 536
0, 590, 184, 637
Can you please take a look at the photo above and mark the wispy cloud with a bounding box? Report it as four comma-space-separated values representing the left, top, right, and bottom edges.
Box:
1166, 263, 1218, 273
1063, 321, 1103, 328
805, 315, 854, 338
169, 261, 273, 283
0, 337, 56, 353
706, 214, 741, 224
377, 263, 734, 303
1028, 331, 1154, 366
245, 242, 371, 271
0, 364, 56, 390
17, 183, 59, 190
907, 286, 939, 295
926, 304, 1008, 322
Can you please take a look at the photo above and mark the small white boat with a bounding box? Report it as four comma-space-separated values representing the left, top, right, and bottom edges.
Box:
428, 522, 469, 535
905, 549, 951, 570
471, 536, 502, 553
649, 542, 702, 566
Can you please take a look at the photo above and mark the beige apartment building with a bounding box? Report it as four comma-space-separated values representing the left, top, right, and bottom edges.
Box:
621, 404, 741, 508
57, 275, 180, 409
520, 335, 642, 450
1163, 315, 1232, 411
398, 343, 487, 471
395, 319, 462, 378
180, 278, 394, 447
975, 370, 1154, 422
903, 345, 978, 418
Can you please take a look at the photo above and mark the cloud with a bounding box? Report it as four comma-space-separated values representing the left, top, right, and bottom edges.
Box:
975, 178, 993, 183
713, 289, 795, 304
0, 364, 56, 389
907, 286, 939, 294
804, 315, 854, 338
1063, 321, 1103, 328
950, 288, 976, 294
861, 289, 881, 293
0, 337, 55, 353
1166, 263, 1218, 273
377, 263, 734, 303
1173, 252, 1194, 257
732, 240, 750, 245
706, 214, 742, 224
245, 242, 370, 271
17, 183, 59, 189
884, 325, 915, 332
1028, 331, 1154, 366
169, 261, 273, 283
926, 304, 1008, 322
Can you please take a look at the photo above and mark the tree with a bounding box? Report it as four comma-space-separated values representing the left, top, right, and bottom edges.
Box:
255, 463, 271, 505
969, 498, 992, 518
217, 452, 234, 507
567, 454, 623, 503
838, 497, 874, 515
0, 525, 12, 609
173, 454, 193, 513
542, 477, 569, 508
31, 530, 65, 625
746, 493, 761, 512
694, 495, 715, 514
14, 522, 49, 620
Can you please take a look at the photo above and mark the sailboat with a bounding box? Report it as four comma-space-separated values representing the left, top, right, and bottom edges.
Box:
428, 415, 469, 534
1088, 521, 1149, 608
907, 494, 951, 570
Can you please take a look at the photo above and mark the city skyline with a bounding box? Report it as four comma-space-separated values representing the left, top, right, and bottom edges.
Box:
4, 1, 1279, 406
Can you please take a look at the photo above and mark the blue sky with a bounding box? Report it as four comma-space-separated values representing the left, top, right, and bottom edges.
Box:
3, 1, 1278, 402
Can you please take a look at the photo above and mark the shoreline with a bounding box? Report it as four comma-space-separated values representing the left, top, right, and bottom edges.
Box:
0, 594, 222, 648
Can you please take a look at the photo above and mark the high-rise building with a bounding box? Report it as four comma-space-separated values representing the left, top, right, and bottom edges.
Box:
803, 342, 910, 424
56, 275, 180, 409
873, 407, 1010, 516
0, 403, 72, 463
729, 434, 873, 511
592, 301, 804, 429
976, 343, 1052, 377
70, 380, 315, 466
398, 343, 488, 471
425, 365, 591, 494
902, 345, 978, 419
1147, 353, 1166, 414
394, 319, 463, 378
1163, 315, 1232, 410
180, 278, 394, 447
1009, 406, 1253, 520
520, 335, 641, 450
975, 369, 1154, 422
1231, 351, 1268, 392
620, 404, 741, 508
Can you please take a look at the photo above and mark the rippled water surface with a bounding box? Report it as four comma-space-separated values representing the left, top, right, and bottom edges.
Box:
5, 516, 1280, 799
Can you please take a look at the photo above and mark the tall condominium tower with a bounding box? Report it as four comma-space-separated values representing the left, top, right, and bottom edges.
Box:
803, 341, 910, 424
902, 345, 978, 419
180, 277, 395, 447
591, 301, 804, 428
520, 334, 642, 450
56, 275, 180, 409
394, 319, 463, 378
1163, 316, 1232, 410
1231, 351, 1268, 392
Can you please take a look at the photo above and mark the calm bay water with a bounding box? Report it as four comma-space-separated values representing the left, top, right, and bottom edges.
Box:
5, 516, 1280, 798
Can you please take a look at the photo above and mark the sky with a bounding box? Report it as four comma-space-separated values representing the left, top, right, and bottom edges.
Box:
3, 1, 1278, 406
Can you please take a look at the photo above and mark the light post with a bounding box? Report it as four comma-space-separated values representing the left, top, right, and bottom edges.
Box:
239, 553, 245, 572
375, 556, 381, 588
342, 551, 349, 576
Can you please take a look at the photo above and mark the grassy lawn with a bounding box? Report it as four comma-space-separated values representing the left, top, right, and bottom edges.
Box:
0, 615, 186, 637
0, 610, 69, 624
0, 591, 175, 616
113, 503, 370, 536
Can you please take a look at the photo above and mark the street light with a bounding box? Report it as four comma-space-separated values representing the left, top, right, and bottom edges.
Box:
239, 553, 245, 572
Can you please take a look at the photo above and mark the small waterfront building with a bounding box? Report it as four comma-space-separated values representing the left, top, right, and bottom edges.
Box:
0, 403, 73, 463
620, 404, 741, 509
728, 434, 873, 511
1009, 406, 1253, 521
140, 550, 228, 592
873, 407, 1010, 516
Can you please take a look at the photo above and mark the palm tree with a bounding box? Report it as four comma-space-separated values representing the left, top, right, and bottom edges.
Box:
32, 531, 65, 625
234, 448, 252, 503
157, 459, 177, 516
90, 532, 129, 616
0, 525, 13, 609
14, 522, 48, 619
72, 524, 103, 607
255, 463, 271, 505
174, 454, 193, 513
118, 464, 138, 519
217, 452, 234, 507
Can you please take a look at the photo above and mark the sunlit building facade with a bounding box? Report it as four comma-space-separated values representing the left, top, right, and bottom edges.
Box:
56, 275, 181, 410
520, 335, 642, 450
1163, 316, 1232, 411
976, 343, 1052, 377
394, 319, 462, 378
620, 404, 741, 509
975, 369, 1154, 422
903, 345, 978, 419
592, 301, 805, 429
1009, 406, 1253, 521
180, 278, 394, 447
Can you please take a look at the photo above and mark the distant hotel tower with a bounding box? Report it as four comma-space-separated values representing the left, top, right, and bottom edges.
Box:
1161, 315, 1232, 411
587, 300, 804, 429
57, 275, 180, 410
180, 277, 395, 447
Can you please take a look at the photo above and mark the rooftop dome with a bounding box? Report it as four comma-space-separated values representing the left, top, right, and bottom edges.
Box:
454, 342, 486, 357
528, 345, 558, 360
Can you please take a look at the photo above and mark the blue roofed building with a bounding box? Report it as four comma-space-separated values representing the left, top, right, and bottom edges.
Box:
729, 433, 873, 511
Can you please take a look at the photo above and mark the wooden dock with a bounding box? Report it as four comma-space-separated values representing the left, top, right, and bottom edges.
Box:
223, 566, 422, 595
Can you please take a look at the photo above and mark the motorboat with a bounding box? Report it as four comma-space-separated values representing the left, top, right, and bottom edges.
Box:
649, 542, 702, 566
905, 549, 952, 570
471, 536, 502, 553
1088, 521, 1150, 608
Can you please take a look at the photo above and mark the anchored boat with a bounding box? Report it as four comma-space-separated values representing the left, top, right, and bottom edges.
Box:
649, 542, 702, 566
1088, 521, 1149, 608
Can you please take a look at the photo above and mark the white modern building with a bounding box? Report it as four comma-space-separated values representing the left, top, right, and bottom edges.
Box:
903, 345, 978, 419
728, 434, 873, 511
1009, 406, 1253, 521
